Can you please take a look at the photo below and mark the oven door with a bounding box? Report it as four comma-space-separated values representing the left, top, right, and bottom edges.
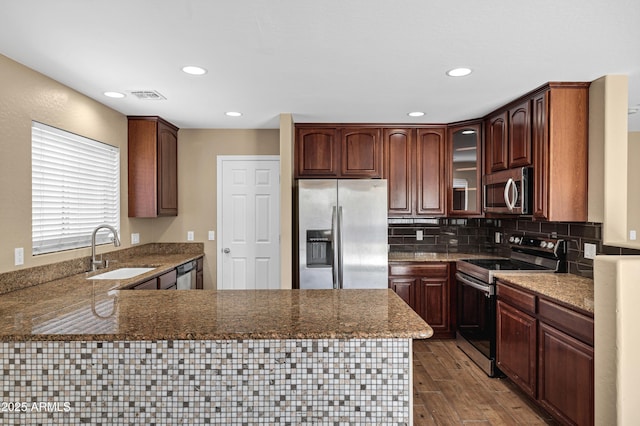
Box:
455, 271, 498, 376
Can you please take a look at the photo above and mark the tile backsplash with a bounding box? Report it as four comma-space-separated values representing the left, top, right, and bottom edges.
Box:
388, 217, 640, 279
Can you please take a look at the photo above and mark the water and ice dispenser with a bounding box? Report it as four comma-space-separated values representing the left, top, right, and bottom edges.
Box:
306, 230, 333, 267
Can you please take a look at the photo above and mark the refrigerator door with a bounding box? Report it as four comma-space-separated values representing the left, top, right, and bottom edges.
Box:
338, 179, 388, 289
298, 180, 338, 289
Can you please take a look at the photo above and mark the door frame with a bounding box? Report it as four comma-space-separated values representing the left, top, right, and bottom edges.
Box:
216, 155, 281, 289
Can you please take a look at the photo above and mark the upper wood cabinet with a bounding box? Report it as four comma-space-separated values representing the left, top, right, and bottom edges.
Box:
448, 122, 482, 216
532, 83, 590, 221
295, 126, 382, 178
383, 126, 447, 217
485, 100, 533, 173
128, 116, 178, 217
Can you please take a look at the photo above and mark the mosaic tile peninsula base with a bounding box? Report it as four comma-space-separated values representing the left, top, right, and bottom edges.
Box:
0, 338, 411, 425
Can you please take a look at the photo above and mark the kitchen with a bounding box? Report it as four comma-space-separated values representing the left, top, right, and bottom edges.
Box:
1, 1, 640, 425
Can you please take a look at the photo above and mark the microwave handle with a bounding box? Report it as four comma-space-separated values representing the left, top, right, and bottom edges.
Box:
504, 178, 518, 211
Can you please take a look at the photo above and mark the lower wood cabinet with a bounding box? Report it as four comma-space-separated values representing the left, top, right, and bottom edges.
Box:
496, 280, 594, 426
196, 257, 204, 289
388, 262, 453, 338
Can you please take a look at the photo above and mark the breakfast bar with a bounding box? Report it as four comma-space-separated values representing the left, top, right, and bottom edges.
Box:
0, 263, 431, 425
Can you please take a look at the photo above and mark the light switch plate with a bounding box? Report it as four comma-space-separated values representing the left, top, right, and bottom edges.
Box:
584, 243, 597, 260
131, 233, 140, 245
208, 230, 215, 241
494, 232, 502, 244
187, 231, 194, 241
631, 230, 637, 241
416, 230, 423, 241
14, 248, 24, 266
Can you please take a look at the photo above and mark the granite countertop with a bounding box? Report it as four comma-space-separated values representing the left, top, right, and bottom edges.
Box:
388, 252, 502, 262
494, 272, 594, 315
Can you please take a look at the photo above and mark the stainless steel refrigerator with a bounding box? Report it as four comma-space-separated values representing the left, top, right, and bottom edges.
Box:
298, 179, 388, 289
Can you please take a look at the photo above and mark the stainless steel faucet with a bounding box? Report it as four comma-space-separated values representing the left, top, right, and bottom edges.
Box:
91, 224, 121, 271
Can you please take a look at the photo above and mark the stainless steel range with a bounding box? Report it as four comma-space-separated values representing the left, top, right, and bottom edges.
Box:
455, 235, 567, 377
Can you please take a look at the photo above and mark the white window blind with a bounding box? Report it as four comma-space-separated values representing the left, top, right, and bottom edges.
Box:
32, 122, 120, 255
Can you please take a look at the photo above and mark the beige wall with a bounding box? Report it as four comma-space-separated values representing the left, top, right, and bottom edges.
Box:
628, 131, 640, 238
0, 54, 131, 272
151, 128, 279, 289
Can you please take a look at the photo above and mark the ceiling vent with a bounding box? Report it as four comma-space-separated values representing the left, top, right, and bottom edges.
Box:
129, 90, 166, 100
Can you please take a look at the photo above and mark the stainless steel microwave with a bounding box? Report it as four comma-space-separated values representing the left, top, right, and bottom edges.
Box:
483, 167, 533, 215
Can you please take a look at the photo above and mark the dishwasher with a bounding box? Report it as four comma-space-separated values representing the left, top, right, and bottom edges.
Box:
176, 260, 197, 290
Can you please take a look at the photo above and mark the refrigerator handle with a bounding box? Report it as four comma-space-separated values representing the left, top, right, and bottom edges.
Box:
331, 206, 339, 289
338, 206, 344, 289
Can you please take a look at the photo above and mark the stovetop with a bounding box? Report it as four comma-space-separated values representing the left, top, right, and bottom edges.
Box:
462, 258, 550, 271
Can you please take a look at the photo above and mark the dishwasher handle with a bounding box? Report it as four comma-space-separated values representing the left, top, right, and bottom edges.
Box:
176, 260, 196, 275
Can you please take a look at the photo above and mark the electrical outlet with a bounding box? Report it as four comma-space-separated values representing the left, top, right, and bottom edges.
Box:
14, 248, 24, 266
208, 230, 215, 241
494, 232, 502, 244
584, 243, 597, 260
131, 233, 140, 245
187, 231, 194, 241
631, 230, 637, 241
416, 230, 423, 241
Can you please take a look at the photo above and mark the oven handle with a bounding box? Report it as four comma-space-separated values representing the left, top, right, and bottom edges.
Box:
456, 272, 495, 297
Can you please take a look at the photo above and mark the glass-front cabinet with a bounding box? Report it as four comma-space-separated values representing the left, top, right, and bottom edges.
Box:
448, 122, 482, 216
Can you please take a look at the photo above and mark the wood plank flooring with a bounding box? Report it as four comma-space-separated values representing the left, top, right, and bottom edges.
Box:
413, 339, 557, 425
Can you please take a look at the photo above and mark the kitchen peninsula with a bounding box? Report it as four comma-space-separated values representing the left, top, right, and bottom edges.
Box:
0, 252, 431, 425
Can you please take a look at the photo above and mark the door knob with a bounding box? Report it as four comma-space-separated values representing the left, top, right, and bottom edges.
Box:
223, 248, 230, 254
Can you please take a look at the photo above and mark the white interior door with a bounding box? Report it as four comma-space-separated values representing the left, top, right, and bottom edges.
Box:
217, 156, 280, 289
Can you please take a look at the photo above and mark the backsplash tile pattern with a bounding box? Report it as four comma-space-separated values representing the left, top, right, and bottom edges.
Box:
389, 218, 640, 279
0, 338, 410, 425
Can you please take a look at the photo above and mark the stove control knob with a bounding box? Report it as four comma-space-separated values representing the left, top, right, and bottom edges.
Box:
540, 241, 548, 248
547, 242, 555, 250
509, 236, 515, 243
514, 237, 521, 244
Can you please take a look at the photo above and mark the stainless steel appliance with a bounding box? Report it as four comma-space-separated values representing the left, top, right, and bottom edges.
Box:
176, 260, 197, 290
455, 235, 567, 376
298, 179, 388, 289
483, 167, 533, 215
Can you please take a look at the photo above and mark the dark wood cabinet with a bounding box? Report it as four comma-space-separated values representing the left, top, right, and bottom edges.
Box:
196, 256, 204, 289
532, 83, 590, 221
128, 116, 178, 217
508, 99, 533, 168
133, 278, 158, 290
448, 122, 482, 216
384, 128, 414, 216
496, 280, 594, 425
158, 269, 177, 290
486, 111, 509, 173
383, 126, 447, 217
389, 262, 453, 338
416, 128, 446, 216
496, 299, 537, 398
295, 126, 382, 178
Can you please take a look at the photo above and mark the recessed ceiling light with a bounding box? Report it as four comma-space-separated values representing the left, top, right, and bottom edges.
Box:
182, 66, 207, 75
461, 130, 476, 134
103, 91, 125, 98
446, 67, 472, 77
225, 111, 242, 117
407, 111, 425, 117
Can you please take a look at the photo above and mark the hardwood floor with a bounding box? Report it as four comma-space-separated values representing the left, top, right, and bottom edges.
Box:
413, 339, 556, 425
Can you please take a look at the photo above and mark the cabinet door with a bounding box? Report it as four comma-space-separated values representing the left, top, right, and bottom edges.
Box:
415, 128, 446, 216
508, 100, 533, 168
496, 300, 537, 398
295, 128, 339, 177
417, 276, 449, 336
486, 112, 509, 172
157, 121, 178, 216
340, 128, 383, 178
448, 123, 482, 216
389, 277, 417, 309
384, 128, 414, 216
134, 278, 158, 290
538, 322, 594, 426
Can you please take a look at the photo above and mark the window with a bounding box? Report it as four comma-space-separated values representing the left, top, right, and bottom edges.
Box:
31, 122, 120, 255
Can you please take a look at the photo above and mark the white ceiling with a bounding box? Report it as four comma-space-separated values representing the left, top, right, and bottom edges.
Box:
1, 0, 639, 130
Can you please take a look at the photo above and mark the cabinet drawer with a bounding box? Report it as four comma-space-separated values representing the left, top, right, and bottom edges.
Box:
134, 278, 157, 290
497, 282, 536, 315
538, 298, 594, 346
158, 270, 177, 290
389, 263, 448, 277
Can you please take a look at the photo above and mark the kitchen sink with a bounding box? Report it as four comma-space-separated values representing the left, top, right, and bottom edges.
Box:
87, 267, 156, 280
